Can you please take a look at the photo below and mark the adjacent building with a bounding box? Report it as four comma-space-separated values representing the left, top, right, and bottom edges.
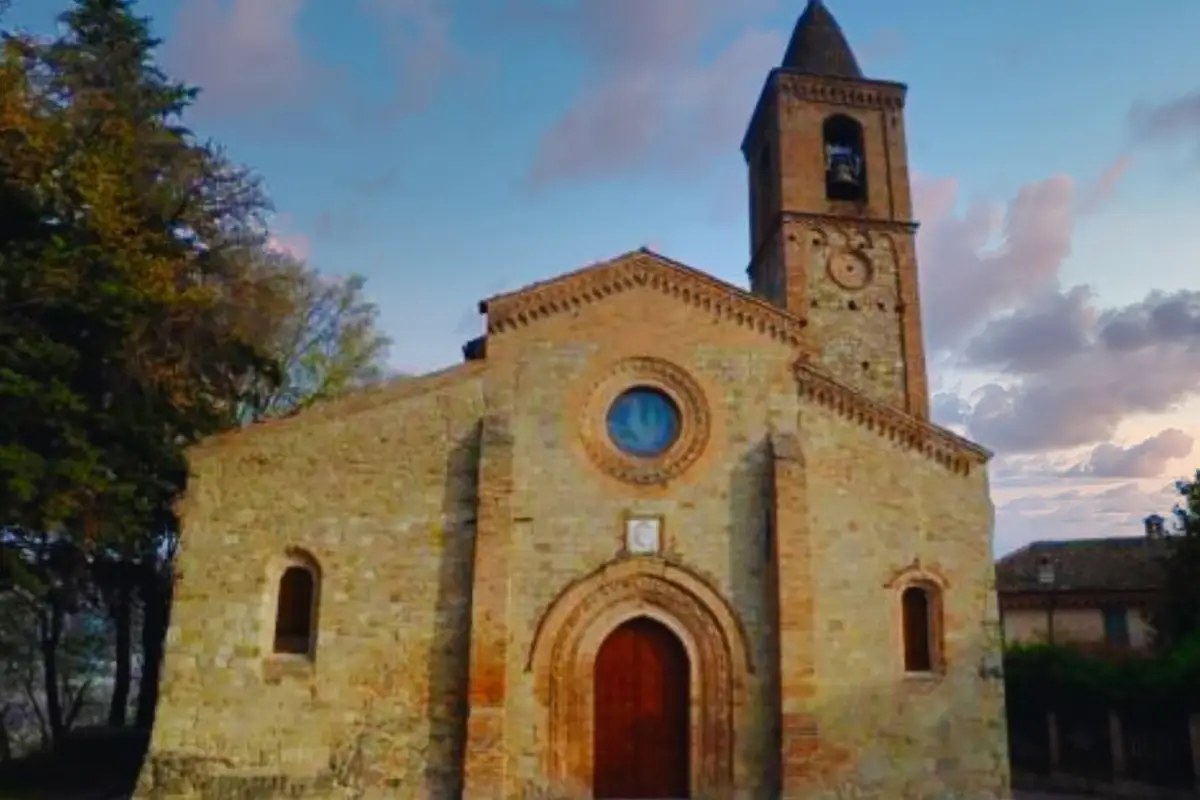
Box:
995, 515, 1171, 654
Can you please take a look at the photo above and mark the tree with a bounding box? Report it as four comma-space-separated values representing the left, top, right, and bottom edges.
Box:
232, 249, 391, 424
2, 0, 392, 740
1153, 470, 1200, 652
1, 0, 277, 738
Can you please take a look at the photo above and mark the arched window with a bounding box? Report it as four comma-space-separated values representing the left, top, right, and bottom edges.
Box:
901, 584, 938, 672
273, 563, 318, 656
822, 114, 867, 203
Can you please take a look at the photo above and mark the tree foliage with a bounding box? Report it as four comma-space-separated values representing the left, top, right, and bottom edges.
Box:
1, 0, 274, 558
228, 249, 390, 424
1, 0, 391, 752
1153, 469, 1200, 652
1003, 639, 1200, 714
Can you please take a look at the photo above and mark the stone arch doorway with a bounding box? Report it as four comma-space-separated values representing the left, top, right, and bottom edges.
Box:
593, 617, 690, 799
528, 558, 753, 797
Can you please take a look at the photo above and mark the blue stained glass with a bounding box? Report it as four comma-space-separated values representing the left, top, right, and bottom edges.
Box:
606, 388, 681, 457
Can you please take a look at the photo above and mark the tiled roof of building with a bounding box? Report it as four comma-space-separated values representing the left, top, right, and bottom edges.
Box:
995, 536, 1174, 593
781, 0, 863, 79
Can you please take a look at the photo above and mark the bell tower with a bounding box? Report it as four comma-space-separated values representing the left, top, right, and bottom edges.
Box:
743, 0, 929, 418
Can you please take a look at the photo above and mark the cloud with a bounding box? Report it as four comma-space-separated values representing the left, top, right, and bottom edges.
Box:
914, 155, 1197, 550
961, 287, 1096, 375
1077, 154, 1134, 214
167, 0, 458, 128
915, 174, 1075, 353
1129, 89, 1200, 153
526, 0, 782, 186
930, 392, 969, 427
1066, 429, 1195, 479
169, 0, 328, 118
359, 0, 461, 121
993, 481, 1176, 554
956, 289, 1200, 453
265, 213, 311, 260
915, 154, 1133, 356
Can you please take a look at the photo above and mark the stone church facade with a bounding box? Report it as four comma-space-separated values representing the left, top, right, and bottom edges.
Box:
138, 2, 1011, 798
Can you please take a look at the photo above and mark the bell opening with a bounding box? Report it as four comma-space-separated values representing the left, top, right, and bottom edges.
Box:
823, 114, 867, 203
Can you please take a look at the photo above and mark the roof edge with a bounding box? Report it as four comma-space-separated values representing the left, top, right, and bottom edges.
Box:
480, 248, 815, 354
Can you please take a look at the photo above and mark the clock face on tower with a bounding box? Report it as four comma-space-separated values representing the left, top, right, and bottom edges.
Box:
827, 249, 873, 290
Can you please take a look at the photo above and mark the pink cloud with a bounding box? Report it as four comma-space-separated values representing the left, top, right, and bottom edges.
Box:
993, 482, 1178, 554
1068, 429, 1195, 479
360, 0, 460, 120
166, 0, 458, 127
914, 154, 1134, 357
265, 214, 311, 260
915, 159, 1200, 550
915, 173, 1075, 353
168, 0, 328, 117
527, 0, 782, 186
266, 234, 310, 260
1077, 153, 1134, 214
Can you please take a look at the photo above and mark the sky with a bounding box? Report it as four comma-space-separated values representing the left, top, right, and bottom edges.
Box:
7, 0, 1200, 556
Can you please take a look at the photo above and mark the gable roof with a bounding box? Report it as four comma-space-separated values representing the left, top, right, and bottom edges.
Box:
995, 537, 1174, 594
479, 248, 812, 352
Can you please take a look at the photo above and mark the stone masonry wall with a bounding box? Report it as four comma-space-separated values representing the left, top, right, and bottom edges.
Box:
788, 401, 1011, 799
137, 364, 486, 799
136, 263, 1011, 799
481, 282, 800, 797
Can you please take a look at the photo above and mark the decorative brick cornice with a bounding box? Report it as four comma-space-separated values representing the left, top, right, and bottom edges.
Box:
482, 249, 812, 352
740, 69, 906, 157
794, 363, 991, 475
778, 72, 907, 111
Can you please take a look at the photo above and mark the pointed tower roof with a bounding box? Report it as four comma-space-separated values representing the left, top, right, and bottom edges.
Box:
780, 0, 862, 79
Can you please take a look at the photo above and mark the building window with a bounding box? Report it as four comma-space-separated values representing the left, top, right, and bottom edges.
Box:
606, 387, 682, 458
273, 561, 318, 656
901, 585, 938, 673
1102, 606, 1130, 647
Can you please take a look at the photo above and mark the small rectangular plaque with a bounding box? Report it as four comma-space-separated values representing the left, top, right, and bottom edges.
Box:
625, 517, 661, 555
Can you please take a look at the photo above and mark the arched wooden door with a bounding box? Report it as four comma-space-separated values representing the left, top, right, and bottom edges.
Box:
593, 617, 690, 799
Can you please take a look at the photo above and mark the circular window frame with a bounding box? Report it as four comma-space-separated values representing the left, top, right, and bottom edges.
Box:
581, 358, 710, 485
605, 386, 683, 459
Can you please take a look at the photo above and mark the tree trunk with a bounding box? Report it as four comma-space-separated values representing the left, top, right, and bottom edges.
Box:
40, 597, 66, 749
107, 583, 132, 727
135, 574, 168, 729
0, 705, 12, 763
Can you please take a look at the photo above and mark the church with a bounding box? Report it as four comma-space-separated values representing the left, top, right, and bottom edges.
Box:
137, 2, 1011, 798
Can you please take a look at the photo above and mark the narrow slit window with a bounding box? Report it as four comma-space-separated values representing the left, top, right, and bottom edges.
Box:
273, 566, 316, 655
901, 585, 934, 672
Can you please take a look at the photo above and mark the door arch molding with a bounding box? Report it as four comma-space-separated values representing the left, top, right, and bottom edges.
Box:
527, 558, 751, 796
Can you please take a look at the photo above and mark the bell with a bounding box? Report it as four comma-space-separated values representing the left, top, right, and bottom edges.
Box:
827, 150, 861, 187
